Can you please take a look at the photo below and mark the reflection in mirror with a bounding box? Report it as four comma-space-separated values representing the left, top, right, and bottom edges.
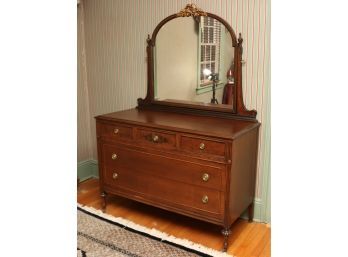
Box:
155, 16, 234, 107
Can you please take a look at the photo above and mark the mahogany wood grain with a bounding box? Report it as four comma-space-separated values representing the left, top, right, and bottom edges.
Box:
102, 143, 226, 191
180, 135, 226, 157
96, 108, 260, 250
135, 127, 177, 150
93, 6, 262, 251
226, 127, 260, 226
99, 122, 133, 141
103, 166, 224, 216
96, 108, 259, 140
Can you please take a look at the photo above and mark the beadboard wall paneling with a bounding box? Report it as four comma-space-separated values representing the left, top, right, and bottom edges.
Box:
77, 3, 93, 162
79, 0, 270, 206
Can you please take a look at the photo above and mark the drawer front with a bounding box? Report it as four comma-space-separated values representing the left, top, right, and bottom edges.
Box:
102, 144, 225, 190
180, 136, 226, 157
135, 128, 176, 150
99, 122, 133, 141
104, 166, 223, 215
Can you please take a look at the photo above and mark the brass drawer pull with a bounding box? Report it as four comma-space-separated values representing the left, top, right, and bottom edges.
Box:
112, 172, 118, 179
144, 133, 168, 144
202, 173, 210, 182
111, 153, 118, 160
152, 135, 159, 142
202, 195, 209, 204
199, 143, 205, 150
113, 128, 119, 134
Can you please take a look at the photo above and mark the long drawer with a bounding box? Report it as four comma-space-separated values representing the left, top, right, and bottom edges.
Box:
102, 143, 226, 191
103, 164, 224, 215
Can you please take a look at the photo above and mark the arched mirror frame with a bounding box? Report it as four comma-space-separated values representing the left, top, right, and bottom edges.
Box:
137, 4, 257, 120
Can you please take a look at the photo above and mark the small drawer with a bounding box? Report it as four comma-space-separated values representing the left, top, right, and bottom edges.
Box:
181, 136, 226, 157
135, 128, 176, 150
99, 123, 133, 141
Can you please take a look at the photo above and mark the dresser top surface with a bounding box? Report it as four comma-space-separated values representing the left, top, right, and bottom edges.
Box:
96, 108, 260, 139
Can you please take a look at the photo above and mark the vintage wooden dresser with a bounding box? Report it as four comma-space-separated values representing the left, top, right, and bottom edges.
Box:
95, 4, 260, 251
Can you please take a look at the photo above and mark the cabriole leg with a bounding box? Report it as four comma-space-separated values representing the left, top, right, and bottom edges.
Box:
221, 227, 231, 252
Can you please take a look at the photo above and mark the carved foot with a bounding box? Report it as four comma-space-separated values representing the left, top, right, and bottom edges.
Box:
248, 202, 254, 223
101, 192, 107, 212
221, 228, 231, 252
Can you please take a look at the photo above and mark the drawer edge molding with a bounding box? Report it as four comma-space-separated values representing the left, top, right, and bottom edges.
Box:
103, 185, 224, 224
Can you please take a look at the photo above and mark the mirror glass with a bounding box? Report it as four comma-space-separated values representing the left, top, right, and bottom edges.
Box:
154, 16, 235, 108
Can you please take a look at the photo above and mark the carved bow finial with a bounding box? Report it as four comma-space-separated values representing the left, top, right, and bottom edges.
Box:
177, 3, 207, 17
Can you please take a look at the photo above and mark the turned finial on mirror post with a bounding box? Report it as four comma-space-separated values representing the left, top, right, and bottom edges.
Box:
238, 33, 243, 55
146, 34, 152, 46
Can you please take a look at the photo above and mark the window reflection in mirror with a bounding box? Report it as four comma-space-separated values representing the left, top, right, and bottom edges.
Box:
154, 16, 234, 107
200, 16, 222, 86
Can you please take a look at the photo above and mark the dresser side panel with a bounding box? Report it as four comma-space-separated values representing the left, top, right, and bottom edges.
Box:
96, 121, 105, 193
227, 127, 259, 225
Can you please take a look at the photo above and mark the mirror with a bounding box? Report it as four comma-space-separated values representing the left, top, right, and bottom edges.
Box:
137, 4, 257, 119
154, 16, 235, 108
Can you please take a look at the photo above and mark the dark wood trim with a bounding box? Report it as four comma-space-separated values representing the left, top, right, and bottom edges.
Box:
95, 108, 260, 251
150, 13, 237, 47
235, 34, 257, 118
137, 103, 258, 121
151, 14, 179, 46
137, 8, 257, 120
138, 35, 155, 105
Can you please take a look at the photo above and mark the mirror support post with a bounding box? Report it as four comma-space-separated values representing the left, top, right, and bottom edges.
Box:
234, 33, 257, 118
138, 35, 154, 106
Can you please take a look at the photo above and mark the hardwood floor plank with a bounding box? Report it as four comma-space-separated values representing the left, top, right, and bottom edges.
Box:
235, 225, 268, 257
77, 179, 270, 257
259, 239, 271, 257
251, 229, 271, 257
227, 222, 258, 254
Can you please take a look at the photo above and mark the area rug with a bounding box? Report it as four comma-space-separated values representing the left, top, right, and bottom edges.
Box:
77, 204, 233, 257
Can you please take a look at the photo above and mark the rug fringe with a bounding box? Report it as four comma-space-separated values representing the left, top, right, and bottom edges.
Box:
77, 203, 234, 257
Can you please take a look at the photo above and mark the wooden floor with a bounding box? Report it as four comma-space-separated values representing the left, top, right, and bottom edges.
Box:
77, 178, 270, 257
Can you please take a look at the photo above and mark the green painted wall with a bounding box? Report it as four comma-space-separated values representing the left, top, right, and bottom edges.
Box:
77, 159, 99, 182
